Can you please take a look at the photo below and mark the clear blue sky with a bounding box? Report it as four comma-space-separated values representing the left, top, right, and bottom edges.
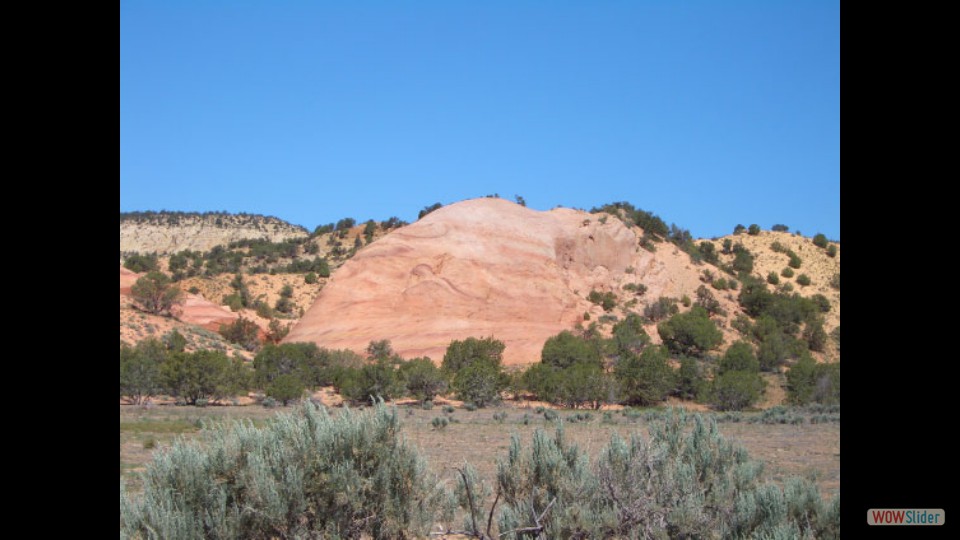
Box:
120, 1, 839, 240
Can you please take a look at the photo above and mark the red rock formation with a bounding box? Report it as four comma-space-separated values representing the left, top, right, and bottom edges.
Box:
286, 198, 649, 365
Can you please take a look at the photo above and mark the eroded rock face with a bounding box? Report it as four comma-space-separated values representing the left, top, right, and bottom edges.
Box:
286, 198, 638, 364
120, 265, 239, 331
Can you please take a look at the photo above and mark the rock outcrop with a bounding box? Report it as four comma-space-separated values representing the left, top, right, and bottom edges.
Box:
286, 198, 704, 365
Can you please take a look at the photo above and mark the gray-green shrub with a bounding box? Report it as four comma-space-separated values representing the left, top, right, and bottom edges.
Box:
479, 411, 840, 539
120, 402, 441, 539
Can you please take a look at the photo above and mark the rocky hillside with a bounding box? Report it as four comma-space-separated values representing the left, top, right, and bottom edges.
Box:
120, 211, 308, 254
287, 198, 731, 364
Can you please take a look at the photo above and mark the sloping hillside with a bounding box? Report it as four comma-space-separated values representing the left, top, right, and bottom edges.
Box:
120, 211, 308, 254
286, 198, 739, 364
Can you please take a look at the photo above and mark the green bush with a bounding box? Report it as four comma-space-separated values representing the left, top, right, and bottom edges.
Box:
788, 251, 802, 269
657, 306, 723, 357
732, 245, 754, 274
541, 331, 602, 369
615, 345, 675, 406
772, 224, 789, 232
431, 416, 449, 430
733, 224, 746, 234
124, 253, 159, 273
121, 403, 441, 539
304, 271, 318, 284
826, 244, 837, 258
781, 267, 795, 278
711, 370, 764, 411
443, 337, 507, 407
587, 289, 617, 312
218, 317, 261, 351
399, 357, 446, 402
643, 296, 679, 322
796, 273, 812, 287
767, 272, 780, 285
695, 284, 725, 317
131, 271, 183, 316
162, 350, 250, 405
812, 233, 828, 248
830, 272, 840, 290
120, 340, 166, 405
266, 373, 305, 405
748, 224, 761, 235
477, 411, 839, 539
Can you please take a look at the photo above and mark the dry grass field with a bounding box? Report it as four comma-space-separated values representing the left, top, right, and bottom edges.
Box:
120, 401, 839, 499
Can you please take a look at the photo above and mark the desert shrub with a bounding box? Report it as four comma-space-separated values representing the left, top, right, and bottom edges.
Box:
675, 356, 706, 401
644, 296, 679, 322
803, 318, 828, 352
787, 356, 840, 406
340, 359, 404, 402
124, 253, 159, 273
523, 360, 611, 410
541, 331, 602, 369
399, 357, 446, 403
493, 411, 508, 423
732, 244, 754, 274
543, 409, 558, 421
721, 341, 760, 373
587, 289, 617, 312
767, 272, 780, 285
418, 202, 443, 219
680, 294, 691, 307
711, 371, 764, 411
781, 267, 795, 278
421, 400, 434, 410
812, 233, 828, 248
615, 345, 675, 406
463, 402, 478, 412
363, 220, 377, 244
452, 361, 504, 408
826, 244, 837, 257
431, 416, 449, 430
829, 272, 840, 290
218, 317, 261, 351
261, 396, 278, 408
266, 373, 305, 405
304, 271, 318, 284
711, 277, 728, 290
772, 224, 789, 232
442, 337, 507, 407
733, 224, 746, 235
747, 224, 761, 235
119, 339, 167, 404
788, 251, 802, 269
622, 282, 647, 296
722, 238, 733, 254
611, 313, 651, 355
131, 271, 183, 316
796, 273, 812, 287
162, 350, 251, 405
471, 411, 840, 539
696, 284, 725, 317
658, 306, 723, 357
274, 296, 294, 314
699, 241, 719, 264
443, 405, 455, 414
121, 403, 441, 539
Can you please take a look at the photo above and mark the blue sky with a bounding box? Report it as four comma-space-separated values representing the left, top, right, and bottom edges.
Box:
120, 1, 839, 240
